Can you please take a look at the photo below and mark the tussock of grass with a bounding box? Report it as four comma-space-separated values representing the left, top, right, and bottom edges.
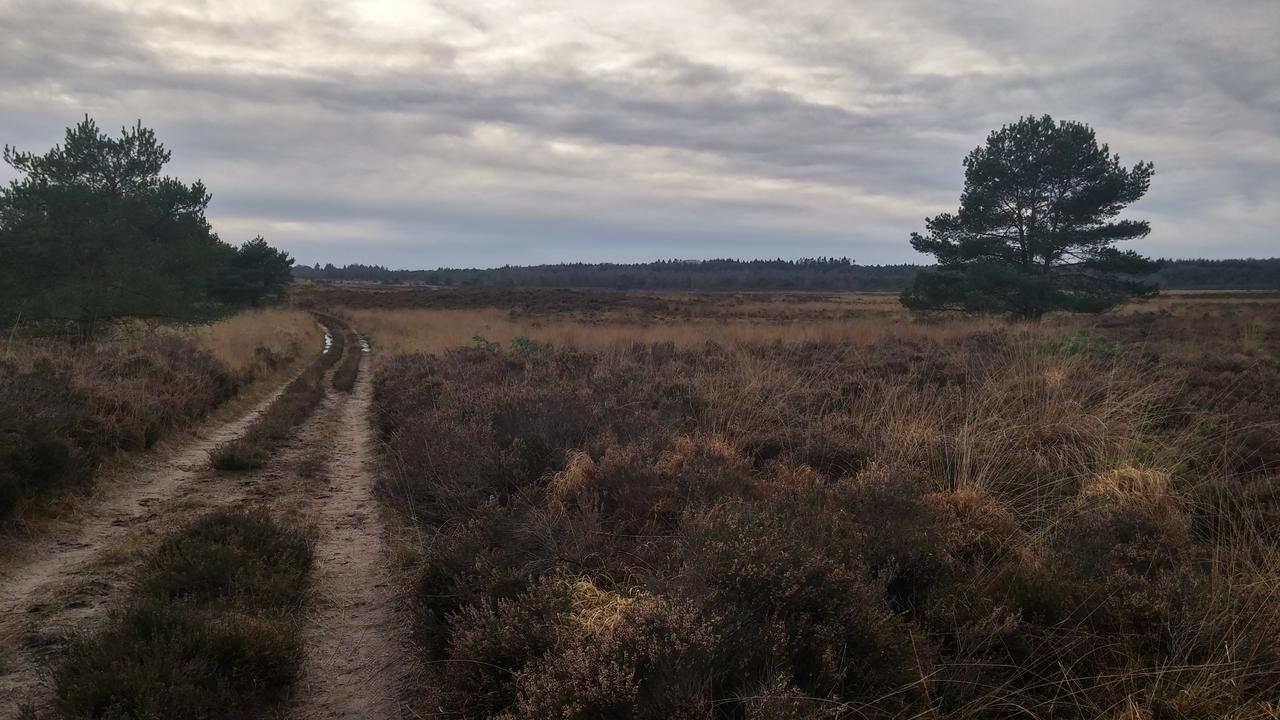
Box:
209, 314, 351, 470
56, 508, 313, 719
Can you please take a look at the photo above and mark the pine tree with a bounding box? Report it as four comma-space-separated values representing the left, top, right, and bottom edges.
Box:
902, 115, 1159, 319
0, 117, 292, 338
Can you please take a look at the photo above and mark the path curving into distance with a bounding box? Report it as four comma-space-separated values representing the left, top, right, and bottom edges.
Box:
0, 323, 413, 719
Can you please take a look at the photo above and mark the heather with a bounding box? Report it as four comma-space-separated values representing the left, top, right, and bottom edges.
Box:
0, 310, 319, 525
373, 307, 1280, 719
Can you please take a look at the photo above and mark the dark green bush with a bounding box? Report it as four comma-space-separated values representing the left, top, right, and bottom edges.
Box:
57, 508, 312, 719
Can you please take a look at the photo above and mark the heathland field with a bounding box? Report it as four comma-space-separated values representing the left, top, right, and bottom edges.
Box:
2, 288, 1278, 719
352, 287, 1280, 719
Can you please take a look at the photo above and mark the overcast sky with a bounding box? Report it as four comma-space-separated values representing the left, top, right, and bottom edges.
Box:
2, 0, 1277, 268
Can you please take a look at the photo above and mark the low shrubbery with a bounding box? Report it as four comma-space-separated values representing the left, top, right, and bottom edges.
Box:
0, 337, 238, 524
0, 310, 319, 526
56, 508, 313, 718
374, 313, 1280, 718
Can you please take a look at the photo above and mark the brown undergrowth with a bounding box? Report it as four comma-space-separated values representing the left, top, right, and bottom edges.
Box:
0, 309, 320, 526
371, 300, 1280, 719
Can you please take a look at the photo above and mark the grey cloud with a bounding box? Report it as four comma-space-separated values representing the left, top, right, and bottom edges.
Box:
1, 0, 1276, 266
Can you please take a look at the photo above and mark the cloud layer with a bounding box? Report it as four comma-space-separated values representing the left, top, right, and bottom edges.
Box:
2, 0, 1277, 266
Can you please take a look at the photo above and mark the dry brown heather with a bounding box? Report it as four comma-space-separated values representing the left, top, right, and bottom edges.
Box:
360, 288, 1280, 720
0, 308, 322, 527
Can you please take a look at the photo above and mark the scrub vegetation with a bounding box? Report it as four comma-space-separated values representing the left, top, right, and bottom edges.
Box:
370, 294, 1280, 719
0, 309, 319, 527
55, 508, 313, 718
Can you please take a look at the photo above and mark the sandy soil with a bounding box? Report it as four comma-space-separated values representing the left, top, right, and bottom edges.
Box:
288, 346, 412, 719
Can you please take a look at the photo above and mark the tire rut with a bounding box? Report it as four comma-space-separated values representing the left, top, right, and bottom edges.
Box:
288, 345, 413, 720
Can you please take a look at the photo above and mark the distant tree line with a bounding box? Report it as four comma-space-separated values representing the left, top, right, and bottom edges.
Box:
292, 256, 1280, 292
1148, 258, 1280, 290
294, 257, 921, 291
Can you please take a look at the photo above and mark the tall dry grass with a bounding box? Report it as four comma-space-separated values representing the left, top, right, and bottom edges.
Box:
339, 305, 1007, 356
0, 307, 324, 528
176, 308, 323, 377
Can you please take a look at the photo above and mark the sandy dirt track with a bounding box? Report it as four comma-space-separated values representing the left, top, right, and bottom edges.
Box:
288, 347, 412, 719
0, 332, 414, 719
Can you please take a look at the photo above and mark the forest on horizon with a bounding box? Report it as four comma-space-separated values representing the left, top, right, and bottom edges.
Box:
294, 256, 1280, 292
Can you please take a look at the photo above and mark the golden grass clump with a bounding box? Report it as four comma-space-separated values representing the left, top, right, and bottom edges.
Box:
566, 579, 636, 633
547, 451, 597, 510
177, 307, 323, 377
1083, 466, 1177, 500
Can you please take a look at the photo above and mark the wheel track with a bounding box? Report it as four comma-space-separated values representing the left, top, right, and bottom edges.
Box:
289, 340, 413, 719
0, 325, 413, 719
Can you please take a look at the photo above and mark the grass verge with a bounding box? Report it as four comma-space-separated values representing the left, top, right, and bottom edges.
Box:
209, 315, 349, 471
55, 508, 313, 718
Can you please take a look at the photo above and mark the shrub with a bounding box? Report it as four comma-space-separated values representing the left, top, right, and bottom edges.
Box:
141, 508, 313, 611
923, 487, 1028, 568
682, 499, 919, 707
1033, 330, 1125, 361
432, 579, 574, 717
508, 336, 554, 362
56, 508, 313, 719
503, 589, 716, 720
371, 309, 1280, 719
56, 601, 301, 719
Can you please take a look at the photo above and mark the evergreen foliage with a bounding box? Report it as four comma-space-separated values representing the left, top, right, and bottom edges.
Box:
902, 115, 1159, 318
0, 117, 292, 338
